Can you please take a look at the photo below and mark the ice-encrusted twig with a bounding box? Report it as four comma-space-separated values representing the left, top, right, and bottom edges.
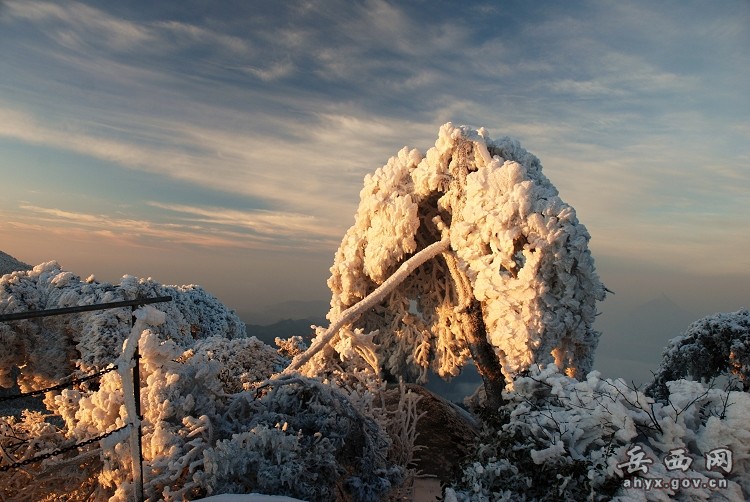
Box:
282, 233, 451, 375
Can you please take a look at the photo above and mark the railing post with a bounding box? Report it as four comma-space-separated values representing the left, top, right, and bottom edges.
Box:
130, 305, 145, 502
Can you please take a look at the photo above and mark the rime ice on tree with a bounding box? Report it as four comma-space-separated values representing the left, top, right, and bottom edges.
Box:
298, 123, 606, 404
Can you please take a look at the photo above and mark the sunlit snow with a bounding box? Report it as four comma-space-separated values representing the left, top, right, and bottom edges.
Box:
1, 124, 748, 501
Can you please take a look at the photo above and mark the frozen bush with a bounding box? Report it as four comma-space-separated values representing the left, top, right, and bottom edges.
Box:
647, 309, 750, 400
449, 364, 749, 501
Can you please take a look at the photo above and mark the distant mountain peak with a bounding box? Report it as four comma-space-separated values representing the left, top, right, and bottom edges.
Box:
239, 299, 329, 325
624, 293, 695, 343
0, 250, 32, 276
629, 293, 689, 318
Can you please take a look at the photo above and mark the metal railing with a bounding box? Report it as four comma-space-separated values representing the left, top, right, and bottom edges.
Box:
0, 295, 172, 502
0, 296, 172, 322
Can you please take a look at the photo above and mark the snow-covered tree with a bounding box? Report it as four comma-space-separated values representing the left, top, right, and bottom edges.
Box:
647, 309, 750, 400
291, 123, 606, 408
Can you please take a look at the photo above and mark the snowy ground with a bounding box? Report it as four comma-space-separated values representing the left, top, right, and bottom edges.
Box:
195, 495, 306, 502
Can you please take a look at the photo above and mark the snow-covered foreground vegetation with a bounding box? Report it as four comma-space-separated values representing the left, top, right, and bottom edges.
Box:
1, 124, 748, 501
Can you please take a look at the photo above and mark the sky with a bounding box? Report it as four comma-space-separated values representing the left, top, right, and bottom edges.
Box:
1, 0, 748, 384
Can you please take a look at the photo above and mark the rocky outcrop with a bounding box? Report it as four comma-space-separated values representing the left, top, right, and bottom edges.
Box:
383, 383, 481, 481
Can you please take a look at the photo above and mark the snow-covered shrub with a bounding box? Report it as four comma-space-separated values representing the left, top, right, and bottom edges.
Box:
0, 410, 104, 501
2, 261, 404, 501
201, 376, 401, 502
202, 425, 327, 496
0, 262, 246, 390
188, 337, 287, 394
448, 364, 749, 501
647, 309, 750, 400
274, 335, 308, 360
301, 123, 605, 407
41, 320, 398, 501
0, 263, 82, 391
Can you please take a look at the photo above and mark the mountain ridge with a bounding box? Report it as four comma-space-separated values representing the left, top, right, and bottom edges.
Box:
0, 250, 31, 276
238, 299, 329, 325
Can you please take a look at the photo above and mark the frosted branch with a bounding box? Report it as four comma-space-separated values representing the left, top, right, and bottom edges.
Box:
283, 234, 451, 375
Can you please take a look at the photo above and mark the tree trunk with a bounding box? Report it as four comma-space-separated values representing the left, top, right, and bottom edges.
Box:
461, 300, 506, 410
442, 138, 507, 410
